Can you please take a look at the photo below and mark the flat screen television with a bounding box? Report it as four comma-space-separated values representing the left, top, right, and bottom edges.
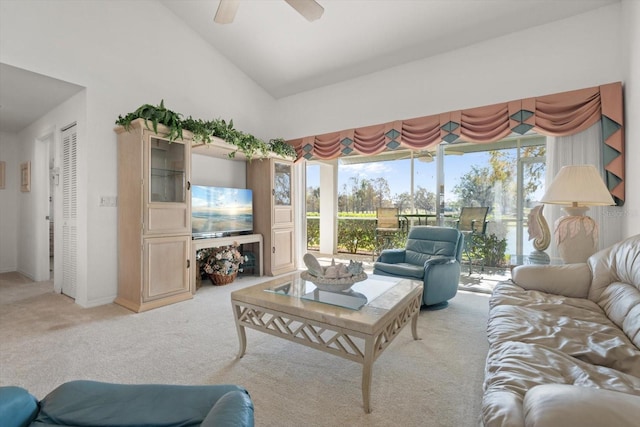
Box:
191, 185, 253, 238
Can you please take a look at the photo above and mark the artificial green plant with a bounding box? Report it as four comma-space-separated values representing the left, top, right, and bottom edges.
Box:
116, 100, 297, 160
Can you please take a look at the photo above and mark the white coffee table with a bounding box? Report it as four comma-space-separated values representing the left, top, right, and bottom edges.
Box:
230, 273, 423, 413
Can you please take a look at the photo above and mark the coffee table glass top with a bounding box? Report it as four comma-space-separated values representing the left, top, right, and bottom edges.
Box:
264, 274, 399, 310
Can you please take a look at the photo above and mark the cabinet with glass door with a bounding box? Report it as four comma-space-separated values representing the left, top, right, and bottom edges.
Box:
247, 158, 295, 276
115, 119, 192, 312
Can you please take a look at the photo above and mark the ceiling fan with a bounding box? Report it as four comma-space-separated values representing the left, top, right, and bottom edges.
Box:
214, 0, 324, 24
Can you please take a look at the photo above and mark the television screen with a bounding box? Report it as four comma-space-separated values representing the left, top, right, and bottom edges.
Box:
191, 186, 253, 238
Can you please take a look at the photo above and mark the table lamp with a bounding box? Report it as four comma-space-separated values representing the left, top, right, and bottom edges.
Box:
540, 164, 615, 263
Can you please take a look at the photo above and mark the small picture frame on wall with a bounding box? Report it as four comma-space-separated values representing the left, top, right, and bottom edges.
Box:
0, 161, 5, 189
20, 161, 31, 192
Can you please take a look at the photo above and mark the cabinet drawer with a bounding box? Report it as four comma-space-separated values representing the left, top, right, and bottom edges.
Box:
273, 206, 293, 227
146, 206, 189, 234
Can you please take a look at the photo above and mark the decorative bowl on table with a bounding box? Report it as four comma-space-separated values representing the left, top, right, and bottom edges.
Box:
301, 252, 368, 292
300, 270, 368, 292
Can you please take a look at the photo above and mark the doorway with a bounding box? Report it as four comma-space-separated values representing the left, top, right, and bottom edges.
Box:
37, 124, 77, 298
59, 123, 77, 298
35, 131, 55, 283
48, 135, 56, 280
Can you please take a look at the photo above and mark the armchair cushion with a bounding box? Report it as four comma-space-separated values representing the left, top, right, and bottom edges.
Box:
374, 262, 424, 279
376, 248, 407, 264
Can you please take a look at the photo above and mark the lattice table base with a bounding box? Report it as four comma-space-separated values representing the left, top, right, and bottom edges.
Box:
231, 289, 422, 413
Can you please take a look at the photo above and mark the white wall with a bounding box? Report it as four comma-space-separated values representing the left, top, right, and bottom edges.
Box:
276, 3, 639, 239
622, 0, 640, 237
191, 155, 246, 188
14, 92, 86, 286
0, 132, 19, 272
0, 0, 277, 306
276, 5, 624, 139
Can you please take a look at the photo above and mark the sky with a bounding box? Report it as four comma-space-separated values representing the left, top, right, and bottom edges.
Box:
306, 152, 493, 204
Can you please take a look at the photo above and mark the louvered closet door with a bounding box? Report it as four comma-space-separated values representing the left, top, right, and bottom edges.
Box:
61, 124, 77, 298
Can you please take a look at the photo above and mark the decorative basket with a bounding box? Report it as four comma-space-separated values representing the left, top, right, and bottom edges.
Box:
208, 272, 237, 286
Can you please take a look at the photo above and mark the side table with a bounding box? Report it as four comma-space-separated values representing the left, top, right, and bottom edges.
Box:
509, 252, 563, 272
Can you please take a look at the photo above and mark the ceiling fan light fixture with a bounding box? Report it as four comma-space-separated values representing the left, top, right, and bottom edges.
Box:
214, 0, 323, 24
214, 0, 240, 24
285, 0, 324, 22
416, 151, 434, 163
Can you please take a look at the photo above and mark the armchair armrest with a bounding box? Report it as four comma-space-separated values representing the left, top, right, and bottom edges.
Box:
0, 386, 38, 427
201, 390, 254, 427
424, 255, 456, 267
377, 248, 406, 264
422, 255, 461, 306
511, 264, 592, 298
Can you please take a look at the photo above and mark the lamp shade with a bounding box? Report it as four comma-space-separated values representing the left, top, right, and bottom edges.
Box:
541, 165, 614, 207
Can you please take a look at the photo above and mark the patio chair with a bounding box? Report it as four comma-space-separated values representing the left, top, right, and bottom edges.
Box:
373, 226, 463, 308
374, 207, 401, 257
455, 207, 489, 275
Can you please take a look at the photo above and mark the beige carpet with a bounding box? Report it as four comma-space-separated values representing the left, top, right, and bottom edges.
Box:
0, 271, 490, 426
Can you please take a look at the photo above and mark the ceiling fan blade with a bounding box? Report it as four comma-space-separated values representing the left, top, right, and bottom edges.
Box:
214, 0, 240, 24
284, 0, 324, 22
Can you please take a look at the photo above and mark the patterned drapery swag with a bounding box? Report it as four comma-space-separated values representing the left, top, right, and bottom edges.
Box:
288, 82, 625, 205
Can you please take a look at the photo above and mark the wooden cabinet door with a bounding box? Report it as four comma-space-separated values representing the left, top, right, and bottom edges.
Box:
271, 228, 295, 276
143, 135, 190, 235
272, 160, 293, 227
143, 235, 191, 302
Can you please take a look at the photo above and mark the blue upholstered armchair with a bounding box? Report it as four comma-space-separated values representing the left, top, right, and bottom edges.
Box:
373, 226, 463, 308
0, 380, 254, 427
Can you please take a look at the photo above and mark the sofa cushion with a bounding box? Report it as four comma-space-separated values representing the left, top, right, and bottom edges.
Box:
488, 282, 640, 377
0, 386, 38, 427
523, 384, 640, 427
511, 263, 592, 298
482, 340, 640, 427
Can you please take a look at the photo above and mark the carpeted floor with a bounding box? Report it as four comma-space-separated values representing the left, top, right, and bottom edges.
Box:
0, 271, 491, 426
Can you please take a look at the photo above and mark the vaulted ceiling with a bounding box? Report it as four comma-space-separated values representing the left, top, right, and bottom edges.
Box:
161, 0, 618, 98
0, 0, 618, 133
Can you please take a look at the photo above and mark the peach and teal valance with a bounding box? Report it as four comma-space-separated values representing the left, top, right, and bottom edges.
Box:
288, 82, 625, 205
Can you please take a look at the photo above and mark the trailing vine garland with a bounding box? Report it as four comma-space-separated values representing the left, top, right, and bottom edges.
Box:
115, 100, 296, 160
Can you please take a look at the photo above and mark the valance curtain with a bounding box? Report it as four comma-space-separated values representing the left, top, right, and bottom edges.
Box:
288, 82, 625, 205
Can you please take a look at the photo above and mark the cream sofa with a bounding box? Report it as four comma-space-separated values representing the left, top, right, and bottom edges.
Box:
482, 234, 640, 427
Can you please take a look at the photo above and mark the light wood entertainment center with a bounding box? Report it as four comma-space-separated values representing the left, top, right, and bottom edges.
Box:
115, 119, 295, 312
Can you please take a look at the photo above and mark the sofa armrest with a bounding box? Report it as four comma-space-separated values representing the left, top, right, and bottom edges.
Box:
376, 248, 406, 264
201, 390, 254, 427
524, 384, 640, 427
511, 264, 591, 298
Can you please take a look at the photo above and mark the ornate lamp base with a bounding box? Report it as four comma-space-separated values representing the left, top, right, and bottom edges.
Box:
554, 206, 598, 264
